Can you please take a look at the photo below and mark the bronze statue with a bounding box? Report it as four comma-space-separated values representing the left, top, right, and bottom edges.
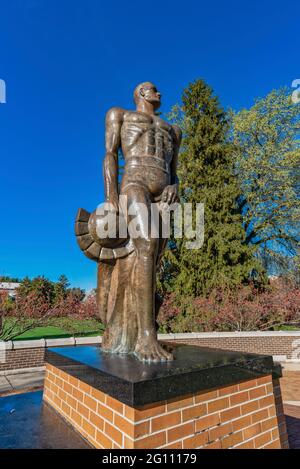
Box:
75, 82, 181, 362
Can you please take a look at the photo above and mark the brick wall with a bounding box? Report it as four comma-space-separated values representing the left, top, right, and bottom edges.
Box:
0, 337, 101, 373
44, 364, 288, 449
0, 347, 45, 372
160, 331, 300, 361
171, 337, 295, 357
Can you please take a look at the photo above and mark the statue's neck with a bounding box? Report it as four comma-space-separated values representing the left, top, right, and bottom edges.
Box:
136, 101, 156, 116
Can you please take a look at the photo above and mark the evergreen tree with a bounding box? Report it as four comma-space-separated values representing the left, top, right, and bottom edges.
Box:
159, 80, 263, 298
54, 274, 70, 302
0, 276, 21, 283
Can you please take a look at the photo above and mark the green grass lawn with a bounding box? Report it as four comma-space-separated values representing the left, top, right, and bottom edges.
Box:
15, 326, 102, 340
12, 318, 105, 341
274, 324, 300, 331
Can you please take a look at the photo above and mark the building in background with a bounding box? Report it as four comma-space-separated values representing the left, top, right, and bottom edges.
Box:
0, 282, 20, 298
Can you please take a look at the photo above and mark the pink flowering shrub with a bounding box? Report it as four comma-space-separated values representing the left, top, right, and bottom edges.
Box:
158, 278, 300, 332
0, 288, 99, 341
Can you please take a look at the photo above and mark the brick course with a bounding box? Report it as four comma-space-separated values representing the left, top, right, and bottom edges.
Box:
0, 347, 45, 372
165, 335, 300, 360
43, 363, 288, 449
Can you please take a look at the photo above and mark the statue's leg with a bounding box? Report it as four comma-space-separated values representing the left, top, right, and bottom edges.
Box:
154, 235, 168, 323
97, 260, 115, 325
101, 253, 137, 353
123, 185, 173, 362
152, 201, 170, 322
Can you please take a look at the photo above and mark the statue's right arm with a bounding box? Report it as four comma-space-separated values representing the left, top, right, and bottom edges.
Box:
103, 107, 125, 212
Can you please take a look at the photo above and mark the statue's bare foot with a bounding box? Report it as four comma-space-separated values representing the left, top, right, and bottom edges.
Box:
112, 343, 134, 354
134, 338, 173, 363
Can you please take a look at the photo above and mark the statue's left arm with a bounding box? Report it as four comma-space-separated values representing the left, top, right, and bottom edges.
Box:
162, 125, 182, 204
171, 125, 182, 186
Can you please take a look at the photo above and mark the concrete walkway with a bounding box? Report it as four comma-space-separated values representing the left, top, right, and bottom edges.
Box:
0, 369, 45, 396
284, 404, 300, 449
0, 391, 91, 449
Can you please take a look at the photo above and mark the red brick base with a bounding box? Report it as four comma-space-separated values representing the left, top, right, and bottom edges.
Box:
43, 364, 288, 449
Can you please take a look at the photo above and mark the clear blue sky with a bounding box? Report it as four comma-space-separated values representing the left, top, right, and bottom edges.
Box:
0, 0, 299, 290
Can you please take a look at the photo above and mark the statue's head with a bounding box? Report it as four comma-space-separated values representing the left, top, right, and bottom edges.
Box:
133, 82, 161, 110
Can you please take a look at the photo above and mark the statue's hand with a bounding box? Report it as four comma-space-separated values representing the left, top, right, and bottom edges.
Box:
161, 184, 179, 205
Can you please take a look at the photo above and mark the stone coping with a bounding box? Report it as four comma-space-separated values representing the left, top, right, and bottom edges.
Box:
1, 336, 102, 350
158, 331, 300, 338
45, 344, 279, 407
1, 330, 300, 350
0, 366, 46, 376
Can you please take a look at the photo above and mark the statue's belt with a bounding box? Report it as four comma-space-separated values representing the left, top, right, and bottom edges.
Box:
125, 156, 170, 174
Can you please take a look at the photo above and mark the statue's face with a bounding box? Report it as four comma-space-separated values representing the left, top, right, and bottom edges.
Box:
141, 84, 161, 110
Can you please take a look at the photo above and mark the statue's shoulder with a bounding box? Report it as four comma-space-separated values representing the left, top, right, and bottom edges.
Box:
105, 107, 126, 123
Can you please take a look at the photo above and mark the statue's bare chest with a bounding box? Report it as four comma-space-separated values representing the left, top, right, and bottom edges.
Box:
121, 112, 174, 159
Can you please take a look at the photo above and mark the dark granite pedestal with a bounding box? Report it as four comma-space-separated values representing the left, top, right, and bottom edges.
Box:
43, 344, 288, 449
45, 344, 278, 407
